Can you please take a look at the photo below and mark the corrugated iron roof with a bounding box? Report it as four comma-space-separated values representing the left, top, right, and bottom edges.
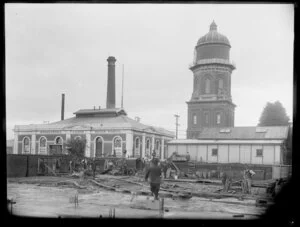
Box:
14, 114, 174, 137
198, 126, 289, 140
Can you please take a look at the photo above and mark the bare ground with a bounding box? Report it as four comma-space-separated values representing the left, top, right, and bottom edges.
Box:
7, 176, 269, 219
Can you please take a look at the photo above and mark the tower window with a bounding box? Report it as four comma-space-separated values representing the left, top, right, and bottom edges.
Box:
193, 114, 197, 125
217, 113, 221, 124
218, 79, 224, 94
204, 112, 209, 125
205, 78, 211, 94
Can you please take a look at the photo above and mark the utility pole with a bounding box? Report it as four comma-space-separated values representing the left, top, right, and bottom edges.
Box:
121, 64, 124, 109
174, 114, 180, 139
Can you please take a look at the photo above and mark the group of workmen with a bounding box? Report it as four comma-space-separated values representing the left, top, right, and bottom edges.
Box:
221, 167, 256, 194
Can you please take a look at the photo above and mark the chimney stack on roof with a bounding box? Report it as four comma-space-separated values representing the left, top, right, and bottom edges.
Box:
61, 93, 65, 121
106, 56, 116, 109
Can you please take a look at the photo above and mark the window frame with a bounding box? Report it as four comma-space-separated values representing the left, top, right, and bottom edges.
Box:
193, 114, 197, 125
54, 136, 63, 145
256, 149, 263, 157
205, 78, 211, 94
216, 112, 221, 125
212, 148, 218, 156
39, 136, 47, 154
204, 112, 209, 125
135, 137, 140, 149
22, 136, 31, 154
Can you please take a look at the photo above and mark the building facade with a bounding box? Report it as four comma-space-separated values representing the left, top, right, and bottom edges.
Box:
13, 56, 174, 159
168, 126, 291, 165
187, 21, 236, 139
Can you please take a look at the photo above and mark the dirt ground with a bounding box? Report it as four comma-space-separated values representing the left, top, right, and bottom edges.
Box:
7, 176, 268, 219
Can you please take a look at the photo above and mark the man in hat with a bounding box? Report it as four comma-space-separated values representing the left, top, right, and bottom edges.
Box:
243, 168, 255, 194
145, 158, 162, 200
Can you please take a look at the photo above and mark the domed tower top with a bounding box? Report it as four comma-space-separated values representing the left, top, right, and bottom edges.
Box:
210, 20, 217, 31
197, 21, 231, 47
191, 20, 235, 69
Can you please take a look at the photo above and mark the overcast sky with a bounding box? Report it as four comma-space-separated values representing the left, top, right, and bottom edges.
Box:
5, 3, 294, 140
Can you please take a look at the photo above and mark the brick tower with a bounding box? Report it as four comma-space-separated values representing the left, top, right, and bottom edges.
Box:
186, 21, 236, 139
106, 56, 116, 109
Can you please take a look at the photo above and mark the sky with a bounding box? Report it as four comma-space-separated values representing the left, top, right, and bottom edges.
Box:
5, 3, 294, 140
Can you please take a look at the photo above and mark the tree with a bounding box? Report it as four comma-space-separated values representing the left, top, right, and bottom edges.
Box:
65, 138, 86, 162
258, 101, 290, 126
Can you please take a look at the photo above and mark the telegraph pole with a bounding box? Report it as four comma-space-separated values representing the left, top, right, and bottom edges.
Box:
174, 114, 180, 139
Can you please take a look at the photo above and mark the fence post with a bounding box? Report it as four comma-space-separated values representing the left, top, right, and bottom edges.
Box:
159, 198, 164, 218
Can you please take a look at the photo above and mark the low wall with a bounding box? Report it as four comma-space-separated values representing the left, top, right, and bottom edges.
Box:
173, 162, 273, 181
272, 165, 292, 179
7, 154, 72, 178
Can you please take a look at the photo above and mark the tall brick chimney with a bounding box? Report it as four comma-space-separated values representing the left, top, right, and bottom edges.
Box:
61, 93, 65, 120
106, 56, 116, 109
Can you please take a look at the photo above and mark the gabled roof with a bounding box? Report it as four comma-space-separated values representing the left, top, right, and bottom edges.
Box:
198, 126, 290, 140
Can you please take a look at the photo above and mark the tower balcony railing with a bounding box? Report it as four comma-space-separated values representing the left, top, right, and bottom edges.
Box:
189, 58, 236, 69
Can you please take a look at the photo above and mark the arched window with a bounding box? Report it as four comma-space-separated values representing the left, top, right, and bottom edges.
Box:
155, 140, 161, 158
217, 113, 221, 124
218, 79, 223, 89
23, 137, 30, 153
204, 112, 209, 125
39, 137, 47, 154
146, 139, 151, 158
218, 79, 224, 94
113, 136, 122, 157
95, 137, 103, 158
193, 114, 197, 125
205, 78, 211, 94
135, 137, 140, 149
55, 136, 63, 144
134, 137, 141, 157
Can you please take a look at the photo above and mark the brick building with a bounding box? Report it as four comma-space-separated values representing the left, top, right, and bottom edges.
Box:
187, 21, 236, 139
13, 56, 174, 159
167, 21, 292, 176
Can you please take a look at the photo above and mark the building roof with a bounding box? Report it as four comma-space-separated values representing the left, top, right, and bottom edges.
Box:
74, 108, 126, 115
14, 113, 174, 137
167, 139, 285, 145
197, 21, 231, 47
197, 126, 290, 140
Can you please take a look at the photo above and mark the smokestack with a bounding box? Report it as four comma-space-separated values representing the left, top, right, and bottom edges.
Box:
61, 93, 65, 121
106, 56, 116, 109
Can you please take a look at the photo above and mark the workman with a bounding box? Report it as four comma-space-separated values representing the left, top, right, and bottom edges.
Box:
243, 168, 255, 194
145, 158, 162, 200
221, 171, 232, 192
186, 152, 190, 161
123, 149, 127, 158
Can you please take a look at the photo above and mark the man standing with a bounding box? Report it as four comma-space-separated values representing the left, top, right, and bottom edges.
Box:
243, 168, 255, 194
145, 158, 162, 200
222, 171, 232, 192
